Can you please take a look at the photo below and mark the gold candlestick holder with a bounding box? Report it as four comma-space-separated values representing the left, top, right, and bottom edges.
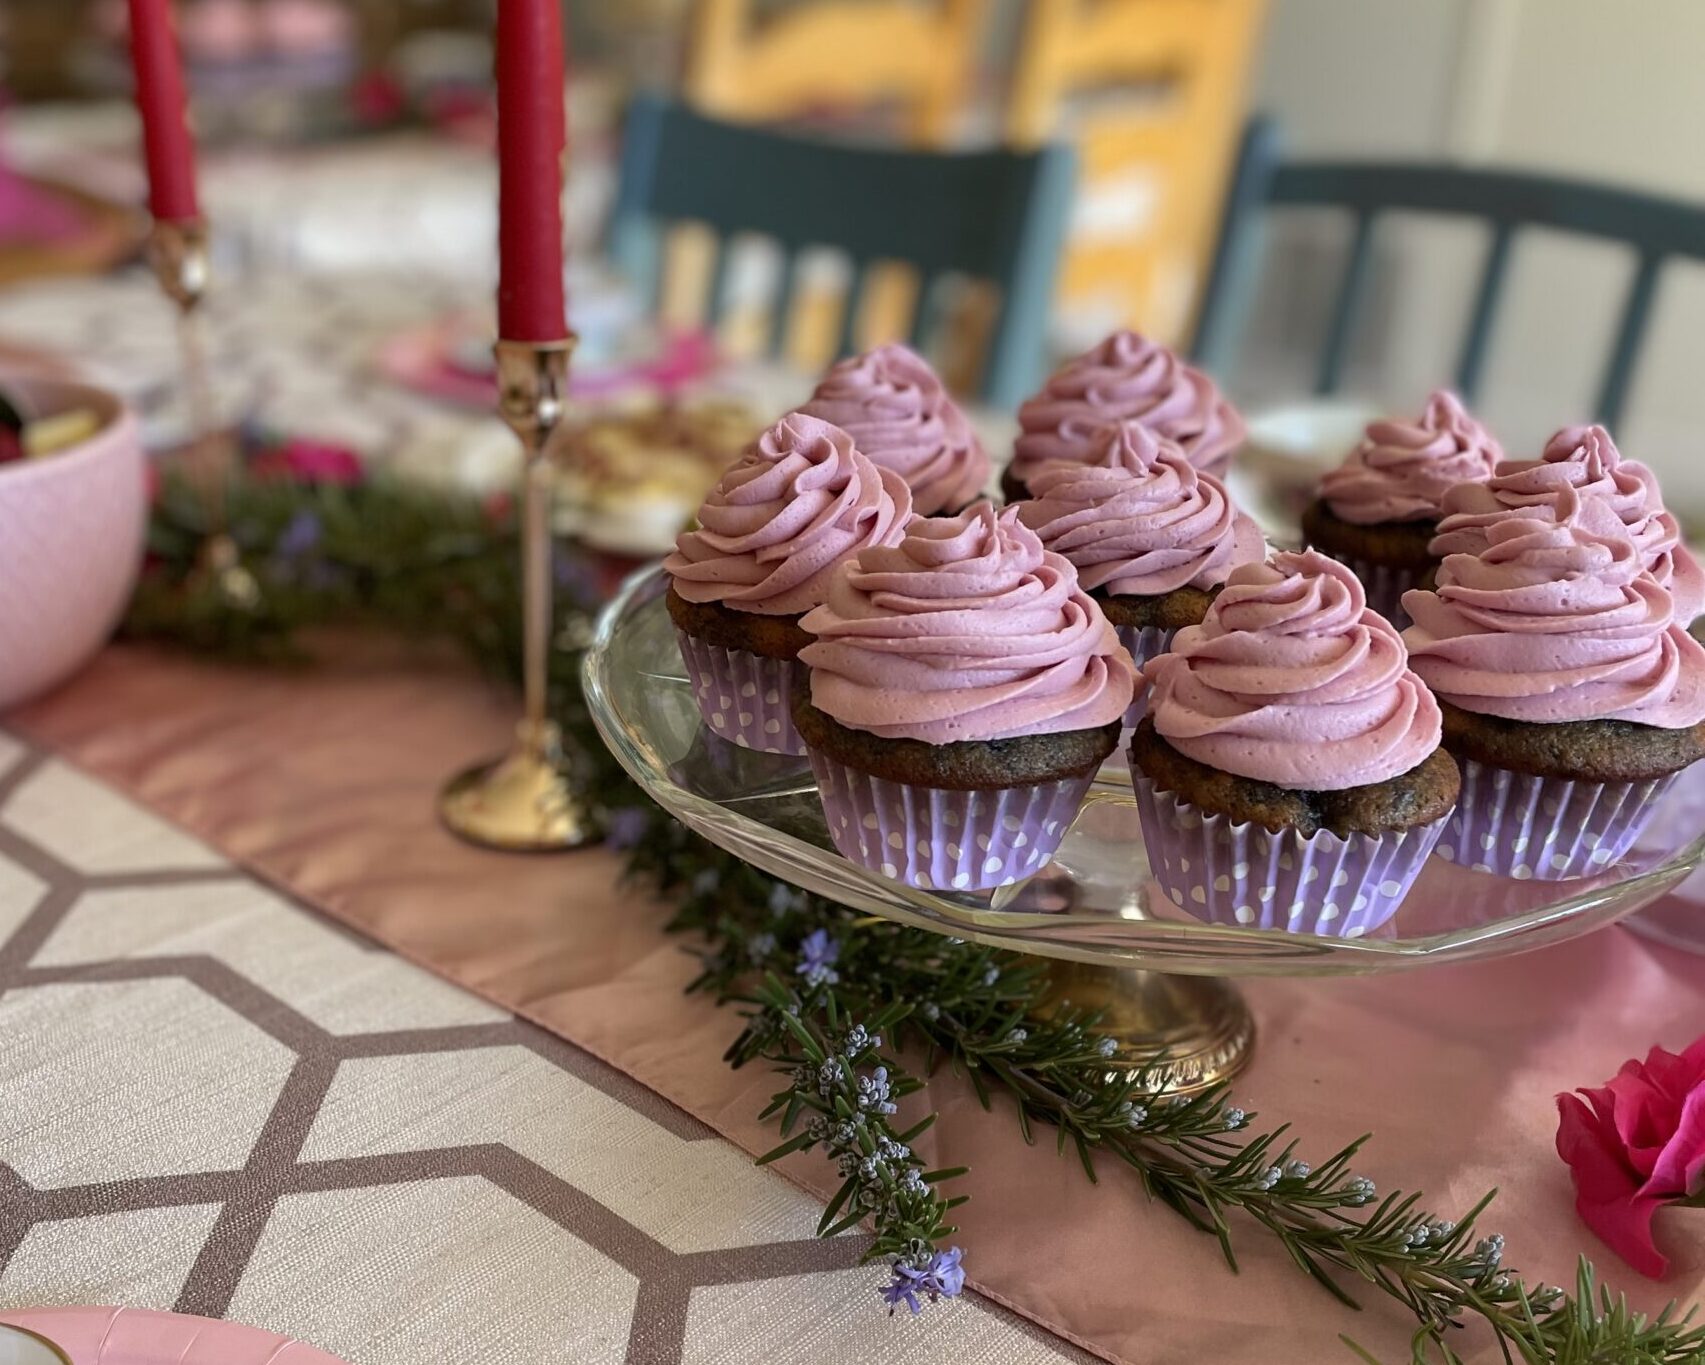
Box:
438, 337, 598, 851
146, 216, 257, 611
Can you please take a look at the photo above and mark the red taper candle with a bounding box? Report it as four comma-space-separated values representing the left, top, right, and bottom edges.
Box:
126, 0, 200, 223
494, 0, 568, 342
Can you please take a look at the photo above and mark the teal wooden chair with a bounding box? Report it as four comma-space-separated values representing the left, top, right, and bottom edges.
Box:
608, 93, 1077, 407
1191, 118, 1705, 429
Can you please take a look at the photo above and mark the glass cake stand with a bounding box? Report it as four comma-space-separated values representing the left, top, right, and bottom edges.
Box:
584, 565, 1705, 1090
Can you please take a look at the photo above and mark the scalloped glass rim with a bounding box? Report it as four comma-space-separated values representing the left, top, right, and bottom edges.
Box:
584, 565, 1705, 978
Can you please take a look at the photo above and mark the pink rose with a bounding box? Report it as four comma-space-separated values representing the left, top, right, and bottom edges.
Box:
252, 437, 363, 486
350, 70, 406, 125
1555, 1033, 1705, 1277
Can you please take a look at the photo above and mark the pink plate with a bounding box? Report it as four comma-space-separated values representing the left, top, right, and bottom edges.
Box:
375, 314, 718, 408
0, 1308, 347, 1365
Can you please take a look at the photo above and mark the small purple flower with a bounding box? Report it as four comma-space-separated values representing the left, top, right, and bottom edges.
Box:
797, 928, 840, 988
603, 807, 650, 851
880, 1247, 965, 1315
857, 1066, 896, 1115
275, 509, 322, 561
271, 509, 342, 589
552, 547, 600, 603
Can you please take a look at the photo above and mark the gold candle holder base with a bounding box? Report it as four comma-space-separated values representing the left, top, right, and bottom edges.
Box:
440, 719, 594, 851
1039, 961, 1254, 1094
438, 337, 598, 853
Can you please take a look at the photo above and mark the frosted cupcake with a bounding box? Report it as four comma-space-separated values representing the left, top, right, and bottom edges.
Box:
1430, 423, 1704, 625
1300, 391, 1501, 629
1016, 420, 1266, 722
1132, 550, 1458, 936
800, 343, 989, 516
665, 413, 912, 754
1004, 330, 1244, 501
1403, 516, 1705, 880
795, 503, 1138, 891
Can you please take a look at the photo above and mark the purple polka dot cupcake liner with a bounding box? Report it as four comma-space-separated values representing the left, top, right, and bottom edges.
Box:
1434, 758, 1678, 881
675, 631, 806, 756
808, 751, 1096, 892
1316, 551, 1423, 632
1131, 774, 1447, 937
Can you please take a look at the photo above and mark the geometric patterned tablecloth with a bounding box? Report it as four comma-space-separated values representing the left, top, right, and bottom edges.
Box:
0, 731, 1085, 1365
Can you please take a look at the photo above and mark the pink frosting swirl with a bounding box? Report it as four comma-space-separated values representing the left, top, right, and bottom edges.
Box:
799, 344, 989, 516
1011, 330, 1244, 488
1016, 421, 1266, 596
664, 412, 912, 616
1402, 517, 1705, 728
1144, 550, 1442, 790
1430, 424, 1703, 623
798, 503, 1138, 743
1318, 390, 1501, 524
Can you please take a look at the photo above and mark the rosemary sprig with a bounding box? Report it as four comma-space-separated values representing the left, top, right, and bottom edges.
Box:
133, 468, 1705, 1364
657, 837, 1704, 1364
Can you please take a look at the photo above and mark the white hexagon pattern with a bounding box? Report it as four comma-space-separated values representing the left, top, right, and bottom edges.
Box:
0, 732, 1091, 1365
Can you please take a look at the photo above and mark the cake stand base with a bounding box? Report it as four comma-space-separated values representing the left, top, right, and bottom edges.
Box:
1040, 961, 1254, 1094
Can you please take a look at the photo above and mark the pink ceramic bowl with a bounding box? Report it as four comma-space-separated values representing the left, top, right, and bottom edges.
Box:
0, 375, 145, 710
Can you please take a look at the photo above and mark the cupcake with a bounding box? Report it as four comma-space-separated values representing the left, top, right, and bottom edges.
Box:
1300, 390, 1501, 629
664, 413, 912, 754
1015, 420, 1266, 723
1430, 423, 1704, 625
1403, 515, 1705, 880
1004, 329, 1244, 501
1132, 550, 1458, 936
794, 502, 1138, 891
799, 343, 989, 516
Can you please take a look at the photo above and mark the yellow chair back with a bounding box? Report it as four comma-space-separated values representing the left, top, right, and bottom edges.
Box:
1010, 0, 1267, 346
685, 0, 987, 144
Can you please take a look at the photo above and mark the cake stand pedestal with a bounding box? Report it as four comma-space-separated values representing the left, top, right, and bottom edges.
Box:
1040, 963, 1255, 1088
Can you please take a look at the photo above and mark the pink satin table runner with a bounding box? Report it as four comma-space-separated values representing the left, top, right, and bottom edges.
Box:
10, 638, 1703, 1365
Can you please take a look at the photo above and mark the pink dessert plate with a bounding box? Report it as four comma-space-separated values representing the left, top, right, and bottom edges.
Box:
0, 1308, 346, 1365
376, 312, 718, 408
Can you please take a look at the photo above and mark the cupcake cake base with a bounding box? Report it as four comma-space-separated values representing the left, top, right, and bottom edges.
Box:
1133, 775, 1448, 936
1436, 759, 1676, 880
1128, 718, 1459, 936
810, 752, 1095, 891
668, 587, 814, 756
1435, 704, 1703, 875
795, 691, 1120, 892
676, 632, 806, 755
